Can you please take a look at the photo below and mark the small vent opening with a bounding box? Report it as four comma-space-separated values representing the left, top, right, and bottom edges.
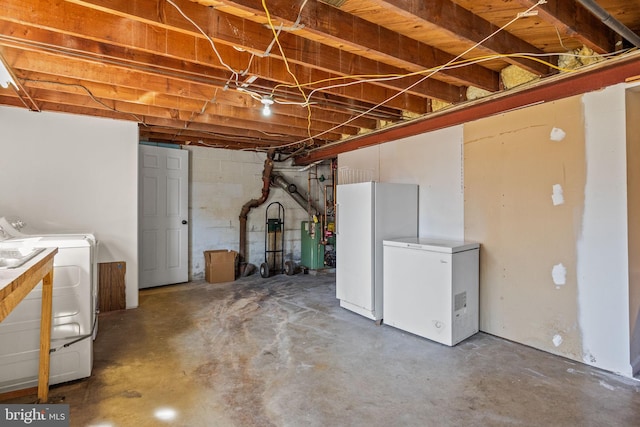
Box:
454, 292, 467, 312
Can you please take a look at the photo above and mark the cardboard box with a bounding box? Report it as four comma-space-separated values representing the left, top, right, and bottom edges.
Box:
204, 250, 238, 283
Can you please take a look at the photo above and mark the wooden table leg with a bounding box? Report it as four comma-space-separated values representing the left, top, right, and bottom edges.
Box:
37, 269, 54, 403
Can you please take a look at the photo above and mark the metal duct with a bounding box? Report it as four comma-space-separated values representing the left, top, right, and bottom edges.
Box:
272, 174, 321, 216
577, 0, 640, 47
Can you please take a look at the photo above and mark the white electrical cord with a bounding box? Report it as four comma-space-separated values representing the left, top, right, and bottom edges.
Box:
166, 0, 240, 83
276, 0, 550, 150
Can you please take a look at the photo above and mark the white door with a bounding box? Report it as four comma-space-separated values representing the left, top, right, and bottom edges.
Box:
139, 144, 189, 288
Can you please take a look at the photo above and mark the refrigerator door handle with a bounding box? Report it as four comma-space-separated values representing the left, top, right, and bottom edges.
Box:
335, 203, 339, 235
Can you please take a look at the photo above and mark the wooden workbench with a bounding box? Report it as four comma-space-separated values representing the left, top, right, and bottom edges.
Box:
0, 247, 58, 403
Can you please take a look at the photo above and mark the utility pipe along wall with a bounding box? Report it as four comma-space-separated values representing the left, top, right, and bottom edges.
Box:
577, 0, 640, 47
239, 150, 275, 264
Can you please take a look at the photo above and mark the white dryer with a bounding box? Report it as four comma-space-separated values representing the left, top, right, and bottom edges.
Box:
0, 217, 97, 393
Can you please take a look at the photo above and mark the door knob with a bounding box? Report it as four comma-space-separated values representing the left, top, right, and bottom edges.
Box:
182, 220, 188, 225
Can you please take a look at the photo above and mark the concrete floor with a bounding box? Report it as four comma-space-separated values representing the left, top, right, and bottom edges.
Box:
5, 273, 640, 426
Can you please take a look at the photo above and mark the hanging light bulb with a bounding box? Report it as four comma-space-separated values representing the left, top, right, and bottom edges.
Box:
261, 96, 274, 117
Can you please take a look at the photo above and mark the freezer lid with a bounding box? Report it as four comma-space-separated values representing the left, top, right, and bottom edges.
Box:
383, 237, 479, 253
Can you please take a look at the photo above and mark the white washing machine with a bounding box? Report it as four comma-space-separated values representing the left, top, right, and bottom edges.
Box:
0, 217, 97, 393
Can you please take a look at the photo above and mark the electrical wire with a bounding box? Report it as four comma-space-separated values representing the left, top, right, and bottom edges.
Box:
21, 78, 147, 124
1, 2, 603, 124
5, 0, 631, 153
257, 45, 633, 113
262, 0, 313, 141
165, 0, 241, 85
0, 33, 239, 92
554, 25, 570, 51
272, 0, 551, 150
11, 23, 621, 117
272, 49, 632, 108
192, 141, 228, 148
0, 52, 40, 112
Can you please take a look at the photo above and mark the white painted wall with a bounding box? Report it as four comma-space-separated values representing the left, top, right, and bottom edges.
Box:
338, 95, 636, 377
187, 146, 330, 278
579, 84, 632, 376
0, 86, 633, 376
337, 126, 465, 240
0, 106, 139, 308
337, 146, 380, 183
626, 85, 640, 376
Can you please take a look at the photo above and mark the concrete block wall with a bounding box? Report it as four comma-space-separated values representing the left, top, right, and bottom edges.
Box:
187, 146, 332, 279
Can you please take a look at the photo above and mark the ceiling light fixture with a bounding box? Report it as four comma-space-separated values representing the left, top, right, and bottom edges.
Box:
0, 56, 18, 90
261, 96, 274, 117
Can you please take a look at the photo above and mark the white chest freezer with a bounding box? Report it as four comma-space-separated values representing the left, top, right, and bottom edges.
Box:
382, 238, 480, 346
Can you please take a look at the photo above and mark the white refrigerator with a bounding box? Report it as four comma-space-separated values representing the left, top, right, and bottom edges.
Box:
336, 182, 418, 322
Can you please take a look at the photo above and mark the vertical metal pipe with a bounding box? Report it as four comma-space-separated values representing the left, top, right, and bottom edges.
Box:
238, 150, 275, 264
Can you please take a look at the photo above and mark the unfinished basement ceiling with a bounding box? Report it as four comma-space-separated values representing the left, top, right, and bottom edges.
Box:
0, 1, 639, 162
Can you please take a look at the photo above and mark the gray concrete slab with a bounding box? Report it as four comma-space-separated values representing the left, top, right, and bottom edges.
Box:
4, 273, 640, 426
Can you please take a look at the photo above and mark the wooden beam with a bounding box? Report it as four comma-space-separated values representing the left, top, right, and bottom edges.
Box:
0, 92, 324, 148
204, 0, 498, 90
45, 0, 464, 105
18, 86, 346, 140
296, 53, 640, 163
0, 13, 433, 114
516, 0, 616, 53
19, 70, 374, 131
369, 0, 551, 76
0, 47, 363, 137
138, 117, 300, 144
139, 129, 283, 149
